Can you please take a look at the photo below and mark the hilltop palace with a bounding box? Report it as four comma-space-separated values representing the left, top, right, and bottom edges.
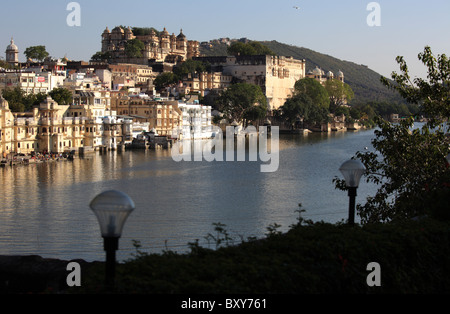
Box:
101, 26, 200, 63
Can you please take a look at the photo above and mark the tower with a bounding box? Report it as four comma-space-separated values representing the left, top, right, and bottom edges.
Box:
5, 37, 19, 66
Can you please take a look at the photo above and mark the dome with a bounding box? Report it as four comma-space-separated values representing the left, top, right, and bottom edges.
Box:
177, 29, 186, 39
103, 27, 110, 34
337, 70, 344, 77
112, 26, 124, 33
6, 38, 18, 52
161, 27, 170, 37
0, 96, 10, 109
312, 66, 324, 76
327, 71, 334, 77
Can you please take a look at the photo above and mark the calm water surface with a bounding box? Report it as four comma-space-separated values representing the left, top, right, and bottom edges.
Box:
0, 129, 378, 261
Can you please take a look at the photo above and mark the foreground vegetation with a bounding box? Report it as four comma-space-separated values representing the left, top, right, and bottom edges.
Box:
70, 216, 450, 294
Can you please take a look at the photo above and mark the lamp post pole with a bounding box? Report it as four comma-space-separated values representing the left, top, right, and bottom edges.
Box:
347, 186, 357, 225
104, 236, 119, 290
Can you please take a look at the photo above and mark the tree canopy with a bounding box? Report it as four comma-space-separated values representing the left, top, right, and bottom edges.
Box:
49, 87, 73, 106
294, 78, 330, 110
227, 41, 275, 56
173, 59, 209, 78
125, 39, 145, 58
1, 87, 46, 112
24, 46, 49, 62
153, 72, 179, 91
217, 82, 267, 124
323, 79, 354, 113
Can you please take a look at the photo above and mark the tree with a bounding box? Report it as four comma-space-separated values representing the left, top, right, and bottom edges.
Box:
217, 82, 267, 124
125, 39, 145, 58
227, 41, 275, 56
1, 87, 46, 112
173, 59, 208, 78
49, 87, 73, 106
153, 72, 179, 91
324, 79, 354, 113
294, 78, 330, 109
334, 46, 450, 224
91, 51, 111, 62
281, 94, 329, 129
24, 46, 49, 62
381, 46, 450, 126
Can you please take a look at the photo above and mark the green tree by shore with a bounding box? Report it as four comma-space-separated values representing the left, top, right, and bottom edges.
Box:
334, 46, 450, 223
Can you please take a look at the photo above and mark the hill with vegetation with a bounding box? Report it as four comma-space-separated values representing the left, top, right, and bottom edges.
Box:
199, 39, 405, 106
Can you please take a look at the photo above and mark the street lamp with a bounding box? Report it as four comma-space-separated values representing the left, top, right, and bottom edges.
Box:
90, 190, 135, 290
339, 159, 366, 225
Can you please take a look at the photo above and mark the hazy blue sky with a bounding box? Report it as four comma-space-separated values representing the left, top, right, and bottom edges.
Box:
1, 0, 449, 79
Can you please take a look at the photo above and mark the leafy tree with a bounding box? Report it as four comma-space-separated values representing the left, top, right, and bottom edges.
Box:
24, 45, 49, 62
1, 87, 46, 112
381, 46, 450, 126
324, 79, 354, 113
280, 94, 329, 129
217, 82, 267, 124
153, 72, 179, 91
49, 87, 73, 106
132, 27, 160, 36
91, 51, 111, 62
294, 78, 329, 109
173, 59, 208, 77
334, 46, 450, 224
0, 58, 14, 69
125, 39, 145, 58
227, 41, 275, 56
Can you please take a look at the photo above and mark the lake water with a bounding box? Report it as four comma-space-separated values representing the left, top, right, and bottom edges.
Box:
0, 128, 378, 262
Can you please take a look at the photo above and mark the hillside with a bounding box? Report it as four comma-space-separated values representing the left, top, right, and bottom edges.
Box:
199, 40, 405, 105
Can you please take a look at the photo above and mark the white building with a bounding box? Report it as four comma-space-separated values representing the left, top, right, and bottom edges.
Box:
173, 102, 214, 139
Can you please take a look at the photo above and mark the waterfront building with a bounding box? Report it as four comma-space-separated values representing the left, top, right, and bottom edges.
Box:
193, 55, 306, 110
110, 94, 213, 138
111, 96, 182, 136
101, 26, 200, 64
175, 102, 213, 139
0, 93, 133, 156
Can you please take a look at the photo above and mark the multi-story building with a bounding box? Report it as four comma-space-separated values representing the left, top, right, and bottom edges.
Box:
178, 72, 233, 96
111, 96, 182, 136
0, 94, 133, 156
111, 95, 213, 138
193, 55, 306, 110
176, 102, 213, 139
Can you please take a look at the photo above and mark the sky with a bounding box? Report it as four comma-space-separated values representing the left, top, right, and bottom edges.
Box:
1, 0, 449, 79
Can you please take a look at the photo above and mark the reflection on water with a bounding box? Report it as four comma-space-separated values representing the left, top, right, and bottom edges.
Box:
0, 129, 378, 262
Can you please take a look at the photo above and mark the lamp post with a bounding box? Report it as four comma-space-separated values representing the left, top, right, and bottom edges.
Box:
339, 159, 366, 225
90, 190, 135, 291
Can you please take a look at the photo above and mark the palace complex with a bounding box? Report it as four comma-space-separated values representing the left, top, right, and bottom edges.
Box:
101, 26, 200, 64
